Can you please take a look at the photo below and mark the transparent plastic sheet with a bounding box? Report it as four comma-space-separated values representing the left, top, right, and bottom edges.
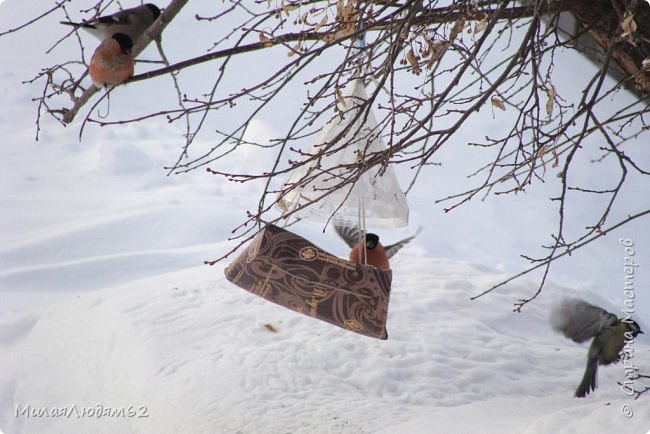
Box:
278, 79, 409, 229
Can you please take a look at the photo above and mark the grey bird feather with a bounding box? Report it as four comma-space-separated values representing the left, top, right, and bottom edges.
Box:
61, 4, 161, 43
550, 297, 618, 343
334, 224, 421, 258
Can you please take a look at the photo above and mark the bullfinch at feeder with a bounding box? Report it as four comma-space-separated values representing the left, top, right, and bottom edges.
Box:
334, 224, 420, 270
550, 297, 643, 397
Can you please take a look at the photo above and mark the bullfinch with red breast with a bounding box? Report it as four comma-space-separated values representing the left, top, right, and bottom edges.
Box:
334, 224, 420, 270
88, 33, 135, 87
62, 4, 160, 87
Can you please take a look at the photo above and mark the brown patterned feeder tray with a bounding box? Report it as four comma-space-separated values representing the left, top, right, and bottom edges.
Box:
224, 224, 391, 339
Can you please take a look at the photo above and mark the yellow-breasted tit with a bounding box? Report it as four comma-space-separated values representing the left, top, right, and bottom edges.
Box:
334, 225, 420, 270
550, 297, 643, 398
61, 4, 160, 44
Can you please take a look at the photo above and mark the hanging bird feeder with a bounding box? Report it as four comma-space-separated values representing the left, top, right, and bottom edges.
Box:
225, 80, 409, 339
224, 224, 391, 339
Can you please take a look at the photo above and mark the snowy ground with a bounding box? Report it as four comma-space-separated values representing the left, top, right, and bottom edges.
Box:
1, 2, 649, 434
2, 259, 649, 434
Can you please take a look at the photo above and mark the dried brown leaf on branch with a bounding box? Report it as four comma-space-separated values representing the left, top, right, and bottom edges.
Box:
259, 32, 273, 47
426, 40, 448, 68
449, 17, 466, 45
473, 13, 488, 34
620, 11, 637, 46
335, 87, 346, 107
536, 144, 549, 176
545, 85, 556, 117
406, 48, 421, 75
287, 42, 301, 56
491, 96, 506, 111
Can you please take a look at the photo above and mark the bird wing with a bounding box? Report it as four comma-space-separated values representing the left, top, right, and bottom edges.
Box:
384, 227, 421, 259
550, 298, 618, 343
106, 8, 141, 24
60, 5, 157, 41
59, 10, 131, 29
335, 224, 421, 258
60, 15, 130, 41
334, 224, 361, 249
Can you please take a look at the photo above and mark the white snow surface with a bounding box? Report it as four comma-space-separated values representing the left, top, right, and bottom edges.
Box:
1, 2, 649, 434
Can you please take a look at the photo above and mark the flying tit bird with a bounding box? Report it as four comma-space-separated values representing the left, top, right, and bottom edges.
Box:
61, 4, 160, 87
550, 297, 643, 397
61, 4, 161, 43
334, 224, 420, 270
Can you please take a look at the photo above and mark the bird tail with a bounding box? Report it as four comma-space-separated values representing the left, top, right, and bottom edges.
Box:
575, 357, 598, 398
60, 21, 95, 29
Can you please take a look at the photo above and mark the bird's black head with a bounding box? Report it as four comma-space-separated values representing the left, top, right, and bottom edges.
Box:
365, 233, 379, 250
626, 320, 643, 337
112, 33, 133, 54
145, 4, 161, 21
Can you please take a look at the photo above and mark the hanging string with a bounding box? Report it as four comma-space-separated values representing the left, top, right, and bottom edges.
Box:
357, 197, 368, 265
356, 19, 366, 55
354, 17, 368, 80
354, 18, 369, 266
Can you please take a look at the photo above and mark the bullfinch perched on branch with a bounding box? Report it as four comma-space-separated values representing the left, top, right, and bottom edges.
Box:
88, 33, 134, 87
334, 224, 420, 270
61, 4, 160, 87
550, 298, 643, 397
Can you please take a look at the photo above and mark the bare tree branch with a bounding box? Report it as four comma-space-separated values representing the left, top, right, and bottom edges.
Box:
4, 0, 649, 309
61, 0, 189, 124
